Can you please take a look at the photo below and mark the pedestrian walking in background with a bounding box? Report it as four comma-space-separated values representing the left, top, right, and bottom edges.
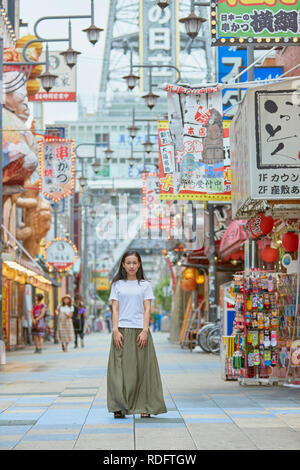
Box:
151, 307, 159, 332
31, 293, 46, 353
107, 250, 167, 419
157, 308, 162, 332
55, 295, 74, 352
105, 305, 112, 333
73, 299, 88, 348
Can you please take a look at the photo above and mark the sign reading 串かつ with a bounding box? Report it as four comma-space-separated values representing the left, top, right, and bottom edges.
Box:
211, 0, 300, 46
39, 137, 75, 202
45, 238, 78, 272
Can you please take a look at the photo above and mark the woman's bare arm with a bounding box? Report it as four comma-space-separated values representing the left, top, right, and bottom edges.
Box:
137, 299, 151, 349
112, 299, 123, 349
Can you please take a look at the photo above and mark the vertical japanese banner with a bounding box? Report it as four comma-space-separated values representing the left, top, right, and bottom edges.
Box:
211, 0, 300, 46
139, 0, 179, 94
142, 171, 174, 235
142, 172, 161, 231
158, 120, 175, 199
39, 137, 75, 202
161, 85, 231, 201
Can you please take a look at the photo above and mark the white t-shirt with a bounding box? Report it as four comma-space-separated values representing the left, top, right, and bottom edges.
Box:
59, 305, 74, 316
109, 279, 155, 328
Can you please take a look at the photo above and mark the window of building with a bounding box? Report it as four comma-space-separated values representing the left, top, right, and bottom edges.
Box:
95, 133, 109, 146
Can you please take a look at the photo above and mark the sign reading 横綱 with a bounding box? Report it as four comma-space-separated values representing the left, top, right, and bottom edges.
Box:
211, 0, 300, 46
139, 0, 179, 93
230, 78, 300, 218
159, 85, 231, 201
39, 137, 75, 202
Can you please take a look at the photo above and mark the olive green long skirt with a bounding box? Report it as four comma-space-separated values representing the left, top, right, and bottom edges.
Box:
107, 328, 167, 416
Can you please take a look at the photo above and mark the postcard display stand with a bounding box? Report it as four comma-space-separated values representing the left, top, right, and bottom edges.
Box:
231, 270, 300, 386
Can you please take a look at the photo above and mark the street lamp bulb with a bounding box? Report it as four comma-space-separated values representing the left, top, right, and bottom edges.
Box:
79, 175, 88, 188
104, 147, 114, 161
128, 157, 135, 168
92, 159, 101, 173
179, 11, 207, 40
82, 24, 104, 45
142, 90, 160, 110
122, 71, 140, 90
40, 70, 58, 92
127, 124, 140, 139
143, 139, 153, 154
156, 0, 171, 8
60, 46, 81, 69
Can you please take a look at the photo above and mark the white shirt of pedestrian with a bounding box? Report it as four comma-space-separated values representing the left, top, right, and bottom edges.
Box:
109, 280, 154, 328
60, 305, 74, 316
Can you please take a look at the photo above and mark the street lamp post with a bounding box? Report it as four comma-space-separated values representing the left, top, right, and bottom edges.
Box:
52, 203, 59, 343
179, 1, 209, 40
76, 142, 114, 178
123, 47, 181, 109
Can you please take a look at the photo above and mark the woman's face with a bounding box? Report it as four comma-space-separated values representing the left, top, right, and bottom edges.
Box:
122, 255, 140, 277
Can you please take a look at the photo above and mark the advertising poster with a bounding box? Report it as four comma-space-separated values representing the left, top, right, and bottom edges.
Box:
159, 86, 231, 201
29, 51, 77, 102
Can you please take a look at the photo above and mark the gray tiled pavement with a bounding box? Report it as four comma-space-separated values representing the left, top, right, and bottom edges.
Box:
1, 331, 300, 450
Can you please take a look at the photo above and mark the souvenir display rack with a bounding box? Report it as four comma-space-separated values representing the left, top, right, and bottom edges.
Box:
231, 270, 300, 386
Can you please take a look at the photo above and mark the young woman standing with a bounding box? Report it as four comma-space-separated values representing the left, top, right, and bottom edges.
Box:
55, 295, 74, 352
31, 293, 46, 353
107, 250, 167, 419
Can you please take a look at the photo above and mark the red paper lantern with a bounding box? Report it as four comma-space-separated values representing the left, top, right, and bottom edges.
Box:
282, 232, 299, 252
246, 213, 274, 239
261, 246, 278, 263
231, 250, 243, 260
181, 278, 197, 292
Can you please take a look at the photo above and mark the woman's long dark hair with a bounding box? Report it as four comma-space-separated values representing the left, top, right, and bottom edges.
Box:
112, 250, 147, 284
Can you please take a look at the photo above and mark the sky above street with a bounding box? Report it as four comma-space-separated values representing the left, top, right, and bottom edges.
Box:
20, 0, 110, 124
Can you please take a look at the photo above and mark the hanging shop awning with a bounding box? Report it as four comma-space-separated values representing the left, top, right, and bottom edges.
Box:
1, 225, 60, 288
2, 257, 61, 291
219, 220, 248, 259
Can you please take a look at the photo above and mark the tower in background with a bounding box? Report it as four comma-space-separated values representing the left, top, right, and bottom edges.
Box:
97, 0, 213, 111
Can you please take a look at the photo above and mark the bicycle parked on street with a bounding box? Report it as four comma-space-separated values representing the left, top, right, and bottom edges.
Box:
197, 320, 220, 354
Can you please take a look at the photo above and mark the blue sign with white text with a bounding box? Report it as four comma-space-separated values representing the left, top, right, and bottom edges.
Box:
218, 47, 282, 119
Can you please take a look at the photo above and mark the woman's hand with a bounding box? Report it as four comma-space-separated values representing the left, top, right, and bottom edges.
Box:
137, 329, 148, 349
113, 329, 124, 350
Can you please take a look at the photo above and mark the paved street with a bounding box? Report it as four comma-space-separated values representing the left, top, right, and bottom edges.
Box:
1, 331, 300, 450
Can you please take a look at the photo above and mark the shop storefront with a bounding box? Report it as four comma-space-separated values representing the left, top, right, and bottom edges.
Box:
221, 78, 300, 385
2, 256, 54, 350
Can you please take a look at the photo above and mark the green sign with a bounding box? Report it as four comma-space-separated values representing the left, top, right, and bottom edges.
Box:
211, 0, 300, 46
96, 166, 110, 177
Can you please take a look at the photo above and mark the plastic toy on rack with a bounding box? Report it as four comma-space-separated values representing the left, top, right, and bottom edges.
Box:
231, 270, 299, 385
